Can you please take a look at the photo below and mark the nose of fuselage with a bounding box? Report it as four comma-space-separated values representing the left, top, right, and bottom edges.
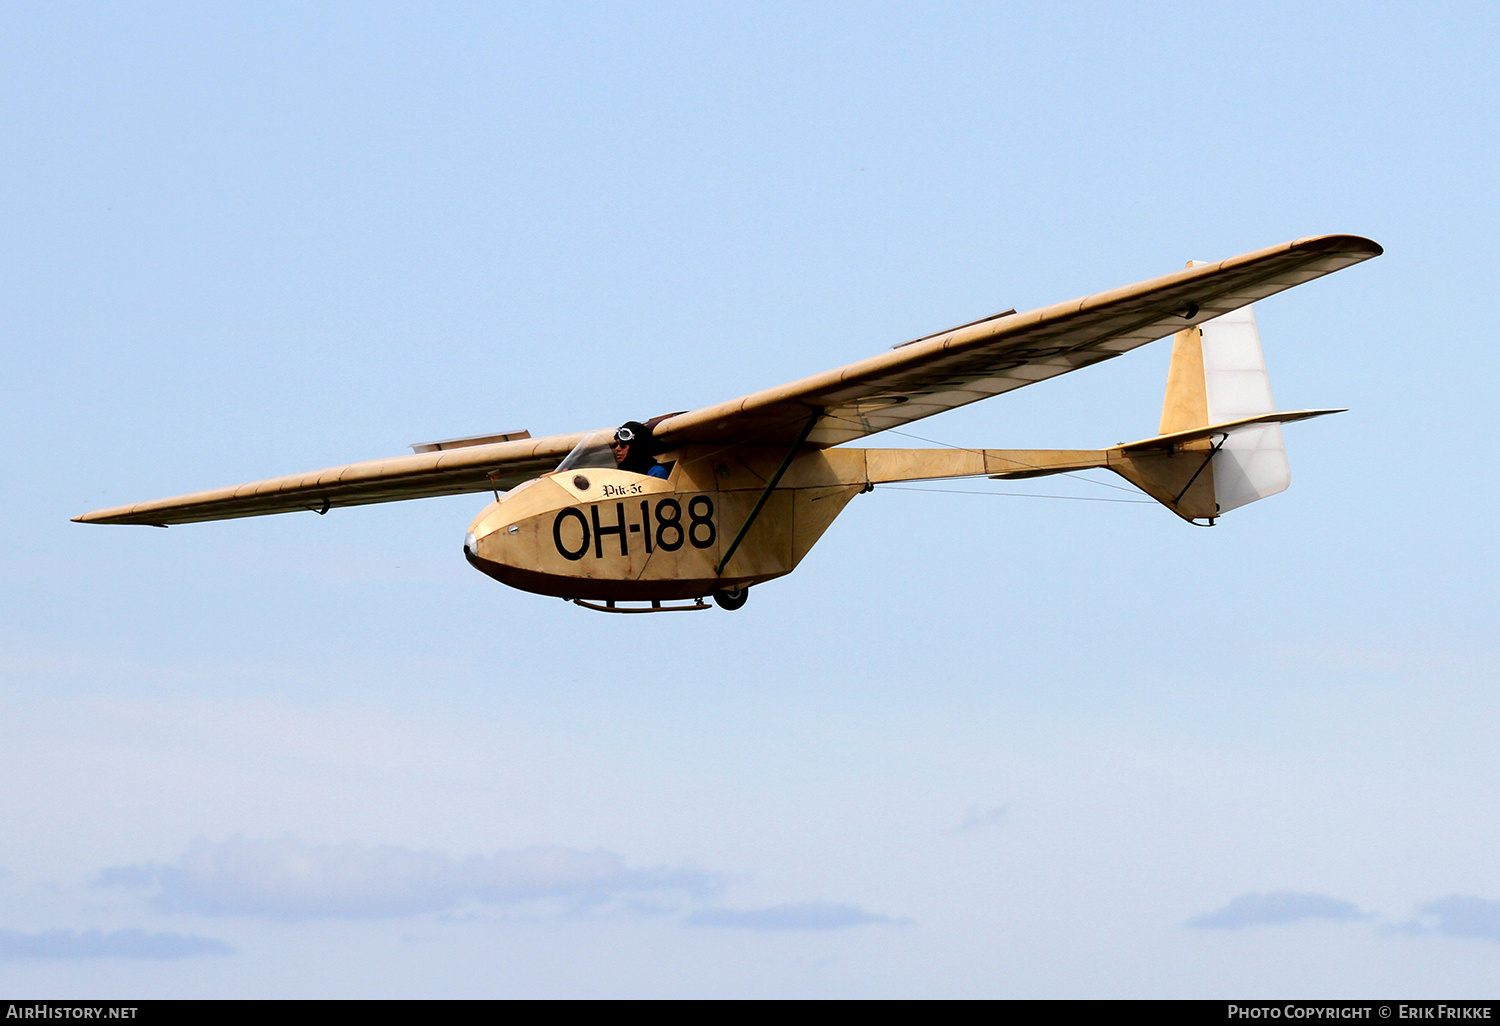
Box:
463, 524, 507, 583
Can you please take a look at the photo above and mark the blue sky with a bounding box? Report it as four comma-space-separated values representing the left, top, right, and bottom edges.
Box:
2, 0, 1498, 997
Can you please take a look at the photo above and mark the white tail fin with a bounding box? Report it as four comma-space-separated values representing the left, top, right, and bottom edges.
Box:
1120, 267, 1342, 522
1200, 303, 1290, 513
1154, 255, 1313, 516
992, 266, 1344, 524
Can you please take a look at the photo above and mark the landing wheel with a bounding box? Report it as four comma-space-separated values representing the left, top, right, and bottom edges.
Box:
712, 586, 749, 611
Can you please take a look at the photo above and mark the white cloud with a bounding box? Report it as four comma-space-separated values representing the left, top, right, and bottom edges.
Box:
1187, 892, 1367, 929
685, 902, 900, 931
1404, 895, 1500, 942
98, 837, 720, 920
0, 928, 232, 960
950, 805, 1008, 833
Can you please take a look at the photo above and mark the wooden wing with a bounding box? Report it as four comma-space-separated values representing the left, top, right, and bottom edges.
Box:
651, 234, 1381, 449
74, 432, 588, 526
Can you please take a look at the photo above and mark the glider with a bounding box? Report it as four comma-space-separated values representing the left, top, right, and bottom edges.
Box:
76, 234, 1381, 612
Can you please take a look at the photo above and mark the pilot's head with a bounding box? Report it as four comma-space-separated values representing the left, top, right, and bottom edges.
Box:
612, 421, 653, 471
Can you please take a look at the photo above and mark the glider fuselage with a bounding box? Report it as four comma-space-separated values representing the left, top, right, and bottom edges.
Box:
462, 445, 866, 601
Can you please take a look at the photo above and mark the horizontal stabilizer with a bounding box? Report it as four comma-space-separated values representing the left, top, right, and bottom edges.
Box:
1115, 294, 1344, 521
1117, 409, 1344, 452
987, 301, 1346, 522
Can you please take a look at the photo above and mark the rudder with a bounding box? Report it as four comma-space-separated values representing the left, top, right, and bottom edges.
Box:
1156, 261, 1291, 513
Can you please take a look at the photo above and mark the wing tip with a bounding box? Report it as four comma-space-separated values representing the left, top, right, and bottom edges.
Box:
73, 508, 166, 527
1293, 234, 1383, 258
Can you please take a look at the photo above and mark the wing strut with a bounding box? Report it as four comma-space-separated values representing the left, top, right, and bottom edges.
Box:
714, 409, 822, 576
1173, 432, 1229, 508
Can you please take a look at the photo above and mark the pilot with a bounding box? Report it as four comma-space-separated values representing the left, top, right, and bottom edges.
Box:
612, 422, 668, 478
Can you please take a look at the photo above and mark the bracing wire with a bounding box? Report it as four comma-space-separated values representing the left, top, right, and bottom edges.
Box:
882, 485, 1153, 505
666, 408, 1153, 506
822, 414, 1147, 496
